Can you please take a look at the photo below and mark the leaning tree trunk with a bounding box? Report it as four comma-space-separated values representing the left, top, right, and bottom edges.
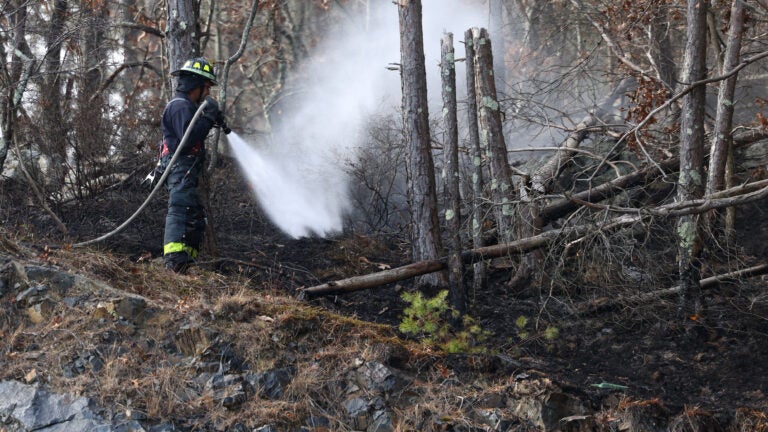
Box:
398, 0, 445, 287
677, 0, 709, 321
464, 28, 488, 294
512, 115, 599, 290
706, 0, 745, 240
440, 32, 465, 315
472, 27, 515, 243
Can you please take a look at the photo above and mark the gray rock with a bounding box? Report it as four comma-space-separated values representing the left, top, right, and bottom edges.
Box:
356, 361, 396, 394
24, 265, 75, 294
115, 297, 150, 324
343, 396, 371, 430
0, 380, 112, 432
368, 410, 393, 432
205, 373, 247, 408
147, 423, 179, 432
15, 285, 48, 307
245, 367, 294, 400
306, 415, 330, 428
112, 420, 147, 432
513, 391, 590, 432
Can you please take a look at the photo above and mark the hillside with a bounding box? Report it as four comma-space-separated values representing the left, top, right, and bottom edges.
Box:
1, 211, 767, 431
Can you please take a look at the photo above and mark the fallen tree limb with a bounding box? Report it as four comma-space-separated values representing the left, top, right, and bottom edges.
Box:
539, 157, 679, 224
569, 178, 768, 217
303, 174, 768, 298
576, 263, 768, 315
301, 216, 640, 297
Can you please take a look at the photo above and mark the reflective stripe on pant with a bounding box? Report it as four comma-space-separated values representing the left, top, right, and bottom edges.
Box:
163, 242, 199, 258
163, 155, 206, 262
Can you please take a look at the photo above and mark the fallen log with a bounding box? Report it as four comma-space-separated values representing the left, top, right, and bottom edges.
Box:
576, 263, 768, 315
300, 220, 629, 298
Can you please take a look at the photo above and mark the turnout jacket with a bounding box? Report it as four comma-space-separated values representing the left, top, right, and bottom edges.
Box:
161, 92, 215, 156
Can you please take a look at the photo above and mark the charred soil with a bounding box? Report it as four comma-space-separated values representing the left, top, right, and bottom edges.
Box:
1, 167, 767, 429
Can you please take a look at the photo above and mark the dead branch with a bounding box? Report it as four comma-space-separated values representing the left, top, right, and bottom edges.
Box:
576, 263, 768, 315
538, 157, 679, 224
89, 61, 163, 103
12, 141, 69, 235
569, 178, 768, 217
301, 216, 640, 297
303, 169, 768, 298
530, 115, 598, 194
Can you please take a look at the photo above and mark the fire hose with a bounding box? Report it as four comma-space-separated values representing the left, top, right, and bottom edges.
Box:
72, 99, 223, 248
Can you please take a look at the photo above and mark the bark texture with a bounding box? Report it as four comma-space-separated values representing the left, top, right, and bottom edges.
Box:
440, 32, 465, 314
464, 28, 487, 294
472, 27, 515, 243
398, 0, 445, 287
677, 0, 709, 319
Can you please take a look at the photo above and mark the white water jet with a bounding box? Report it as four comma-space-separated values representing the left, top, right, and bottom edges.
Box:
227, 132, 348, 238
230, 1, 488, 238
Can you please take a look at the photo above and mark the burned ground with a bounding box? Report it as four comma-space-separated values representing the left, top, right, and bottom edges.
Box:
1, 160, 767, 429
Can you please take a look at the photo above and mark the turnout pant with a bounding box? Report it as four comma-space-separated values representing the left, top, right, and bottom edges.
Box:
163, 155, 206, 267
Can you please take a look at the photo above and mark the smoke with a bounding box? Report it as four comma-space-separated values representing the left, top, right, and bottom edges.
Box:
236, 0, 488, 238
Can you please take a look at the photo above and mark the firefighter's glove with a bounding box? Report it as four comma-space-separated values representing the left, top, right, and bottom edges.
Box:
203, 96, 222, 123
204, 97, 231, 134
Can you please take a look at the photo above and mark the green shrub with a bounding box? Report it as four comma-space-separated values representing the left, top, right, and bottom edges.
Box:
399, 290, 490, 353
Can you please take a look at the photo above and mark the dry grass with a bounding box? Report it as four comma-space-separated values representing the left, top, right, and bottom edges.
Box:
0, 234, 441, 428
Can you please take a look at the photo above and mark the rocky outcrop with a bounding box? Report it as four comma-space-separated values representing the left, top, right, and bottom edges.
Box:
0, 380, 117, 432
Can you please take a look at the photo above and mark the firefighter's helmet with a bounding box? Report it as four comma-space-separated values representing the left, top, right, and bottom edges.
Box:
171, 57, 217, 85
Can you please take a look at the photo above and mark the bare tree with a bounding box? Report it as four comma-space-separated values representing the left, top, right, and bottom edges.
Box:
706, 0, 746, 239
0, 0, 32, 173
463, 28, 487, 294
440, 32, 465, 314
471, 28, 515, 243
166, 0, 201, 76
677, 0, 709, 320
398, 0, 445, 287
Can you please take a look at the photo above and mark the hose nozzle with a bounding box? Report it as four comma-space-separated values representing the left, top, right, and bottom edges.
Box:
215, 116, 232, 134
221, 121, 232, 135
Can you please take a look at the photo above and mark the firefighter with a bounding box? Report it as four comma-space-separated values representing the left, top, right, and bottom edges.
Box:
161, 57, 226, 273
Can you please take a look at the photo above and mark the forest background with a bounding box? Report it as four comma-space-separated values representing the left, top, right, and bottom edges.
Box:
1, 0, 768, 430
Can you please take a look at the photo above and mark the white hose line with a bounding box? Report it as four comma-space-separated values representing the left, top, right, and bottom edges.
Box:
72, 99, 210, 248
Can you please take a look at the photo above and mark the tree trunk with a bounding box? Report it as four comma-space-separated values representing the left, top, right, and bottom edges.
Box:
463, 28, 488, 294
706, 0, 745, 235
74, 0, 109, 198
648, 7, 677, 90
472, 27, 515, 243
440, 32, 465, 315
40, 0, 69, 191
166, 0, 201, 76
398, 0, 445, 287
677, 0, 709, 320
489, 0, 507, 85
1, 0, 31, 172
